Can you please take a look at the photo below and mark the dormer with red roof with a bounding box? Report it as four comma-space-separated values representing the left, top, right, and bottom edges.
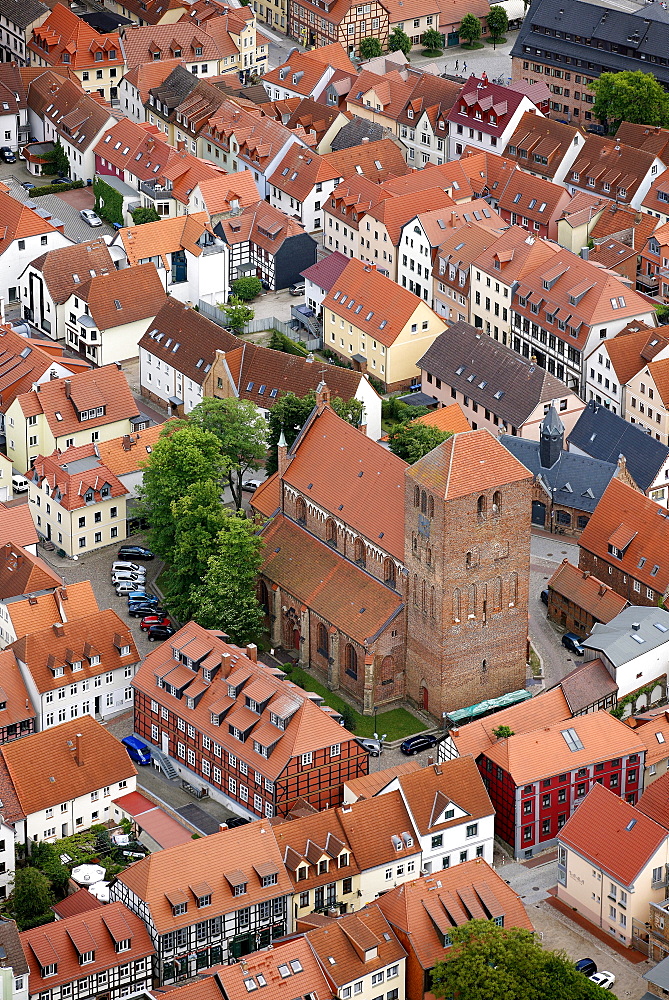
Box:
447, 76, 546, 160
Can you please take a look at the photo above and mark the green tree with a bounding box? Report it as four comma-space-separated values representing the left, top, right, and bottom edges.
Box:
431, 921, 607, 1000
231, 276, 263, 301
188, 397, 267, 510
459, 12, 482, 45
591, 70, 669, 129
359, 36, 382, 58
13, 867, 54, 927
131, 206, 160, 225
387, 422, 451, 463
492, 725, 514, 739
30, 842, 70, 897
266, 391, 365, 475
657, 303, 669, 324
221, 295, 254, 334
421, 28, 443, 52
138, 423, 227, 563
190, 512, 265, 644
47, 138, 69, 177
388, 25, 412, 58
340, 704, 357, 732
486, 5, 508, 45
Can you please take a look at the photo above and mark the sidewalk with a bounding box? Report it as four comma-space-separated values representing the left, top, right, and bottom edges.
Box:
408, 32, 517, 81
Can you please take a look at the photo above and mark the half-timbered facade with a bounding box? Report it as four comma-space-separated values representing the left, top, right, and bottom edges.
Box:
289, 0, 388, 57
132, 622, 367, 817
110, 823, 293, 983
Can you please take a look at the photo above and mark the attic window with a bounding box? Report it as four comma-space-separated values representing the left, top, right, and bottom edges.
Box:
456, 366, 466, 375
654, 622, 668, 632
657, 732, 666, 743
246, 382, 254, 391
104, 134, 111, 143
114, 299, 121, 309
478, 381, 487, 389
245, 980, 258, 992
258, 385, 266, 395
631, 634, 645, 644
270, 389, 278, 398
379, 320, 387, 329
55, 412, 63, 421
561, 728, 584, 752
494, 390, 504, 399
374, 160, 382, 169
73, 274, 80, 283
290, 961, 303, 973
651, 565, 660, 576
278, 966, 291, 979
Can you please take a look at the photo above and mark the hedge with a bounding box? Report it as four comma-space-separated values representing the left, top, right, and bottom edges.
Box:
94, 176, 123, 227
29, 179, 84, 197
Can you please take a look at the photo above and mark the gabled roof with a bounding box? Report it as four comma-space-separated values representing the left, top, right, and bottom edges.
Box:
568, 399, 669, 491
305, 906, 405, 987
215, 938, 332, 1000
115, 212, 215, 268
0, 325, 78, 416
122, 58, 184, 104
556, 657, 618, 715
0, 500, 38, 551
26, 71, 115, 151
559, 782, 667, 887
395, 756, 494, 834
0, 63, 28, 115
28, 239, 114, 304
501, 435, 616, 515
0, 715, 136, 817
584, 606, 669, 667
567, 134, 658, 202
484, 710, 646, 785
497, 168, 571, 223
547, 559, 628, 621
120, 19, 224, 70
5, 581, 98, 642
0, 0, 47, 30
335, 790, 420, 870
616, 121, 669, 160
601, 324, 669, 386
96, 423, 169, 478
15, 365, 138, 439
0, 543, 61, 602
330, 116, 385, 151
362, 187, 455, 247
193, 169, 259, 217
450, 686, 572, 760
638, 769, 669, 828
138, 298, 238, 383
67, 263, 166, 331
28, 3, 123, 72
281, 403, 407, 560
0, 190, 65, 258
374, 860, 533, 972
631, 713, 669, 767
301, 250, 349, 290
30, 444, 129, 512
418, 320, 577, 428
503, 110, 582, 179
381, 402, 470, 442
216, 201, 308, 253
0, 649, 36, 729
344, 759, 422, 801
447, 76, 530, 137
473, 225, 561, 281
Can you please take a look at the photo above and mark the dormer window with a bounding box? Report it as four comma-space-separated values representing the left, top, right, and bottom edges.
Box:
79, 952, 95, 965
261, 873, 278, 887
71, 661, 82, 672
234, 883, 248, 896
42, 965, 57, 978
116, 939, 131, 952
53, 667, 64, 678
407, 109, 413, 119
89, 655, 100, 666
172, 902, 187, 916
196, 894, 211, 908
120, 645, 130, 656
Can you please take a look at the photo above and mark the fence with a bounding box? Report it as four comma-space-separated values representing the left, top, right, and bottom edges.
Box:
197, 301, 320, 351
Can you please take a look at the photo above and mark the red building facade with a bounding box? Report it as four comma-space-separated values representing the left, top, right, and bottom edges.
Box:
477, 713, 646, 859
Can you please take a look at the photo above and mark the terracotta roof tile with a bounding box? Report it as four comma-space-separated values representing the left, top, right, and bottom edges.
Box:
71, 263, 165, 332
601, 323, 669, 387
282, 404, 407, 559
450, 686, 572, 759
250, 471, 280, 518
375, 860, 532, 972
0, 542, 62, 601
260, 515, 403, 644
0, 715, 137, 816
364, 187, 455, 247
579, 478, 669, 593
138, 298, 238, 382
568, 135, 658, 203
51, 888, 104, 920
22, 902, 152, 993
122, 59, 184, 104
485, 710, 646, 785
29, 239, 114, 304
0, 500, 38, 550
215, 938, 332, 1000
0, 648, 36, 729
28, 3, 122, 72
381, 403, 470, 442
194, 170, 260, 217
337, 790, 420, 869
0, 190, 65, 257
503, 111, 583, 180
217, 200, 306, 254
305, 906, 405, 987
30, 445, 128, 512
408, 428, 531, 501
120, 19, 223, 70
559, 782, 667, 887
301, 250, 349, 289
632, 715, 669, 767
547, 559, 629, 622
344, 759, 422, 800
96, 423, 170, 477
6, 581, 99, 641
638, 769, 669, 828
394, 757, 494, 834
497, 169, 571, 223
116, 212, 214, 268
590, 201, 657, 247
646, 355, 669, 408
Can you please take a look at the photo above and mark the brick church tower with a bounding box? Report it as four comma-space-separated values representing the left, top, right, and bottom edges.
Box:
404, 429, 533, 718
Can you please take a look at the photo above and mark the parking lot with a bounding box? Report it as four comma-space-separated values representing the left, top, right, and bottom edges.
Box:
1, 162, 116, 242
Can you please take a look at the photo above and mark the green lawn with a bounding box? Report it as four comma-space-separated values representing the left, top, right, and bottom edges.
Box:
286, 666, 427, 739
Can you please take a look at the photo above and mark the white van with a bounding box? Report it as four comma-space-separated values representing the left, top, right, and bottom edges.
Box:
12, 475, 29, 493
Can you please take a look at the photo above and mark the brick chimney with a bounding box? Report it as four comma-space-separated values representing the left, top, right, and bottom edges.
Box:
64, 380, 71, 398
74, 732, 83, 767
246, 643, 257, 662
52, 623, 65, 637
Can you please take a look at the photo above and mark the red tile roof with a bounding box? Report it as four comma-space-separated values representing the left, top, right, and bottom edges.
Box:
301, 250, 349, 289
6, 581, 98, 641
51, 888, 104, 920
30, 444, 129, 512
0, 543, 62, 601
547, 559, 629, 622
72, 263, 166, 332
305, 906, 406, 988
28, 3, 122, 72
0, 190, 64, 258
0, 501, 38, 550
638, 769, 669, 829
602, 324, 669, 386
408, 428, 532, 501
282, 404, 407, 560
29, 239, 114, 304
633, 714, 669, 767
214, 938, 332, 1000
447, 77, 530, 139
568, 135, 659, 204
0, 649, 36, 730
394, 756, 494, 834
559, 782, 667, 887
0, 715, 137, 817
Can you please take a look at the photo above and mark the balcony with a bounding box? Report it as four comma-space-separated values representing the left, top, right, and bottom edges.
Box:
636, 273, 659, 294
139, 180, 174, 202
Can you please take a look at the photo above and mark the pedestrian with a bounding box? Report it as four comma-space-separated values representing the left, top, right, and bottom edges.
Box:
463, 60, 467, 72
455, 59, 459, 70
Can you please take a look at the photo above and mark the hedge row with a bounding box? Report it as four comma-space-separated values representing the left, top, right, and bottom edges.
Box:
29, 179, 85, 197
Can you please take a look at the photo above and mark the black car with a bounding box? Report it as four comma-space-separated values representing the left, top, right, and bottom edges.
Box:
147, 625, 176, 641
540, 589, 549, 606
575, 959, 597, 978
562, 632, 585, 655
225, 816, 251, 829
118, 545, 154, 561
129, 603, 164, 618
50, 176, 72, 184
400, 733, 439, 756
0, 147, 16, 163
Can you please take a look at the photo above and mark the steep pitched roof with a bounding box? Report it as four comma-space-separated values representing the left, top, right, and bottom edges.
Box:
381, 402, 470, 443
638, 769, 669, 828
0, 715, 136, 816
0, 325, 82, 416
305, 906, 406, 988
0, 190, 65, 258
449, 686, 572, 760
0, 0, 47, 30
216, 201, 308, 253
396, 756, 494, 834
568, 399, 669, 492
96, 423, 168, 477
28, 3, 123, 72
193, 170, 259, 217
0, 501, 38, 551
418, 321, 577, 429
5, 581, 99, 642
215, 939, 332, 1000
137, 298, 238, 382
282, 404, 407, 560
407, 428, 532, 502
556, 658, 618, 715
632, 714, 669, 767
567, 135, 658, 203
0, 649, 36, 729
16, 365, 138, 439
301, 250, 349, 289
30, 444, 129, 512
114, 212, 214, 268
72, 263, 166, 331
503, 111, 582, 179
559, 782, 667, 887
29, 239, 114, 304
120, 19, 224, 70
0, 543, 61, 601
602, 324, 669, 386
547, 559, 629, 622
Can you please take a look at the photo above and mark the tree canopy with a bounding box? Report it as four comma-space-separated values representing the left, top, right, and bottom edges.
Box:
131, 206, 160, 225
137, 423, 227, 562
421, 28, 443, 52
459, 13, 482, 45
388, 25, 412, 57
13, 867, 54, 928
187, 397, 267, 510
590, 70, 669, 129
487, 5, 509, 42
387, 422, 451, 463
359, 36, 383, 58
266, 391, 365, 475
231, 276, 263, 301
221, 295, 254, 333
431, 921, 611, 1000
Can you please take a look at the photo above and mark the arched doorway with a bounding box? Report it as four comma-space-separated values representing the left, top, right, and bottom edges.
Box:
421, 684, 429, 711
532, 500, 546, 526
292, 628, 301, 650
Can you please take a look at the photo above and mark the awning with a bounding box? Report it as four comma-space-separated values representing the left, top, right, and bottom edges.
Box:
168, 396, 183, 407
446, 688, 532, 724
496, 0, 526, 20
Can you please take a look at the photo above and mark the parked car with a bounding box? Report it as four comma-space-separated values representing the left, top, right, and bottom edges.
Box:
562, 632, 584, 655
115, 581, 143, 595
0, 147, 16, 163
540, 589, 549, 606
118, 545, 154, 561
225, 816, 251, 829
243, 479, 263, 492
21, 180, 35, 190
147, 625, 175, 641
111, 570, 146, 584
12, 475, 29, 493
80, 208, 102, 227
126, 590, 157, 603
575, 959, 597, 977
140, 615, 171, 630
400, 733, 439, 756
121, 735, 152, 765
50, 176, 73, 184
589, 972, 615, 990
289, 282, 305, 296
355, 737, 383, 757
128, 603, 164, 617
112, 561, 144, 573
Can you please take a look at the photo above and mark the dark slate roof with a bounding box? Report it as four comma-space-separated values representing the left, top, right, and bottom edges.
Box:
499, 435, 617, 514
330, 116, 386, 151
150, 65, 199, 110
418, 321, 574, 428
0, 0, 47, 29
567, 399, 669, 492
239, 84, 271, 105
645, 957, 669, 989
80, 9, 132, 30
511, 0, 669, 87
0, 919, 29, 976
557, 658, 618, 715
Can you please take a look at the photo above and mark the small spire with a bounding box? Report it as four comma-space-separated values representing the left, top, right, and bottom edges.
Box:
278, 429, 287, 447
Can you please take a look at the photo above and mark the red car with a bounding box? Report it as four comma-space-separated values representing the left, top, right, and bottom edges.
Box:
140, 615, 171, 630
